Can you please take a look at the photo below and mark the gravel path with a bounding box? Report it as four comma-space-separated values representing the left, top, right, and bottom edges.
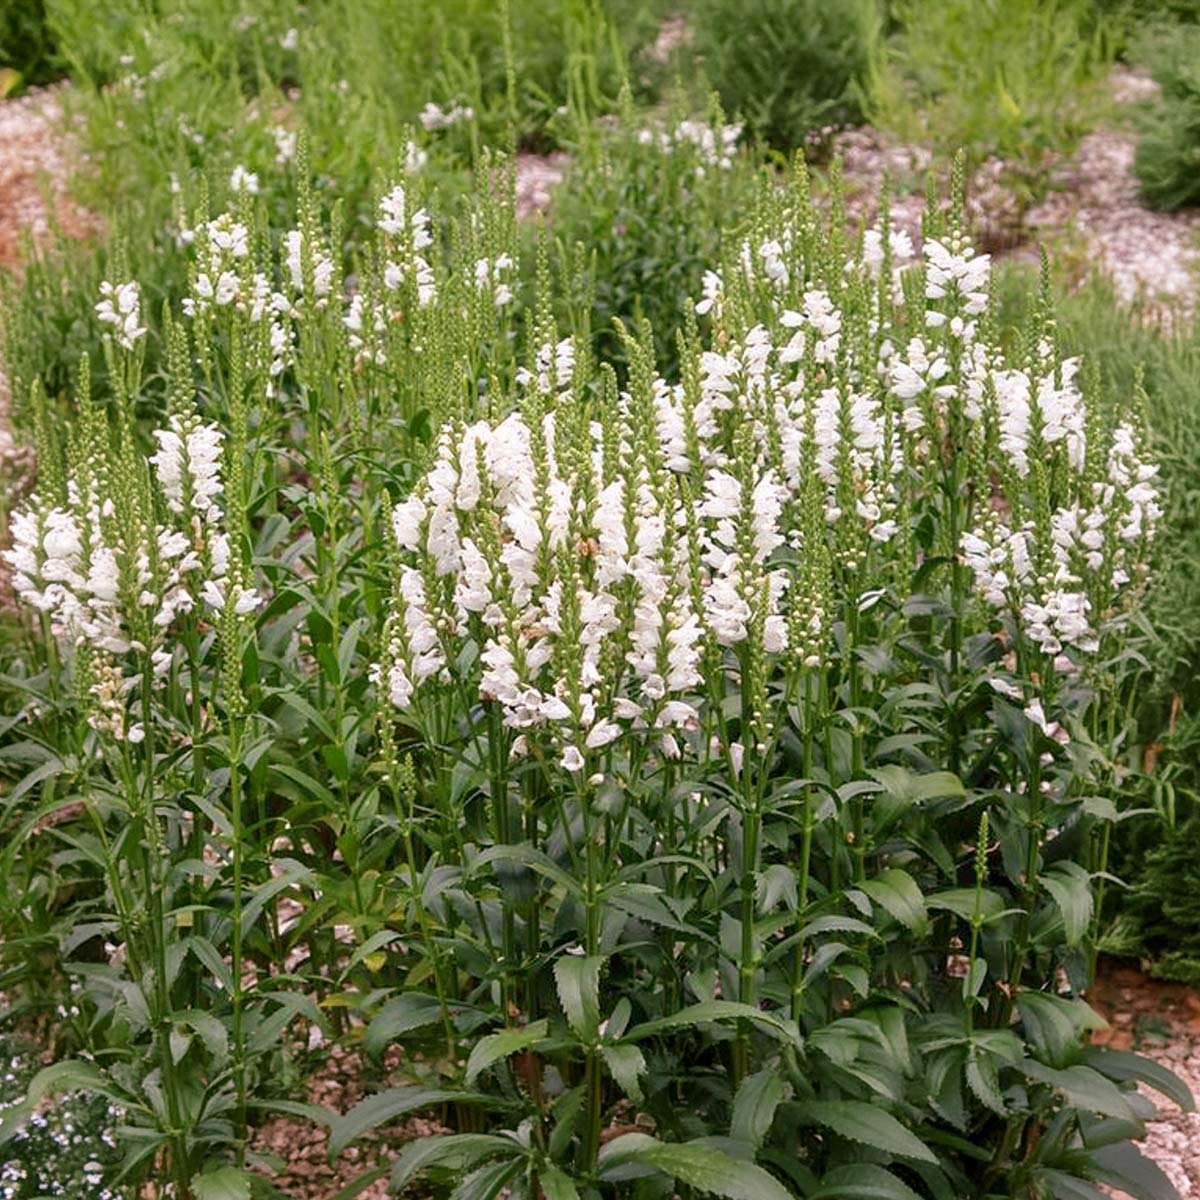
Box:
836, 67, 1200, 321
1091, 963, 1200, 1197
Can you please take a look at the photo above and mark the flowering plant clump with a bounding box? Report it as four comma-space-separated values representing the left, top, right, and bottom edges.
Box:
0, 142, 1189, 1200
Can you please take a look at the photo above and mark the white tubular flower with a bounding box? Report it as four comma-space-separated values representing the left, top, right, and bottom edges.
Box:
150, 415, 224, 518
1035, 358, 1086, 471
96, 281, 147, 350
759, 239, 788, 288
273, 126, 298, 164
284, 229, 333, 300
695, 270, 723, 317
994, 368, 1032, 476
862, 224, 914, 274
229, 164, 259, 194
802, 290, 841, 364
924, 238, 990, 317
201, 579, 261, 616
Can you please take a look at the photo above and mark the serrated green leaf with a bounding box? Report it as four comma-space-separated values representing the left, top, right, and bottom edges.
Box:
805, 1100, 938, 1163
1041, 862, 1094, 946
192, 1167, 252, 1200
448, 1155, 524, 1200
797, 914, 878, 940
330, 1087, 491, 1155
600, 1042, 646, 1102
1085, 1048, 1195, 1112
1090, 1142, 1180, 1200
465, 1020, 549, 1084
539, 1165, 582, 1200
1023, 1062, 1136, 1121
554, 955, 603, 1041
391, 1135, 521, 1192
624, 1001, 802, 1049
363, 992, 444, 1058
966, 1050, 1006, 1115
1019, 993, 1106, 1068
860, 869, 929, 934
597, 1133, 795, 1199
811, 1163, 925, 1200
730, 1069, 791, 1149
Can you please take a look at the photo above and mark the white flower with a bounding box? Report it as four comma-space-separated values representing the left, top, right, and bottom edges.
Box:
96, 281, 146, 350
229, 164, 259, 195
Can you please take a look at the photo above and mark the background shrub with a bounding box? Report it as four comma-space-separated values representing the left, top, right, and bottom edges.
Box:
688, 0, 880, 150
866, 0, 1114, 195
1132, 21, 1200, 208
0, 0, 63, 90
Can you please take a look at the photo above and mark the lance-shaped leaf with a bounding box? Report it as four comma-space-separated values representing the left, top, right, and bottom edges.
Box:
465, 1019, 550, 1084
329, 1086, 494, 1155
554, 955, 603, 1041
805, 1100, 938, 1163
624, 1001, 802, 1050
730, 1069, 792, 1148
390, 1134, 523, 1192
597, 1132, 796, 1200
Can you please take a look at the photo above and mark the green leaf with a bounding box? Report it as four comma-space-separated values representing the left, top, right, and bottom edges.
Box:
1018, 993, 1106, 1068
860, 869, 929, 934
329, 1087, 491, 1155
1038, 1170, 1109, 1200
730, 1069, 791, 1149
364, 992, 445, 1058
811, 1163, 925, 1200
600, 1042, 646, 1102
1085, 1048, 1194, 1112
597, 1133, 795, 1200
1041, 862, 1093, 946
965, 1050, 1007, 1115
465, 1020, 550, 1084
1089, 1143, 1179, 1200
797, 914, 878, 940
554, 955, 603, 1041
1022, 1062, 1136, 1120
448, 1155, 525, 1200
0, 1060, 110, 1143
539, 1165, 582, 1200
192, 1167, 252, 1200
805, 1101, 938, 1164
391, 1135, 521, 1191
926, 888, 1010, 923
624, 1001, 802, 1050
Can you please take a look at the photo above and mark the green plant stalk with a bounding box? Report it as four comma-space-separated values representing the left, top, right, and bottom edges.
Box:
1004, 737, 1044, 1011
734, 644, 761, 1087
487, 701, 517, 1021
397, 765, 457, 1064
228, 704, 248, 1169
847, 588, 867, 884
579, 773, 603, 1177
791, 671, 817, 1021
134, 661, 192, 1199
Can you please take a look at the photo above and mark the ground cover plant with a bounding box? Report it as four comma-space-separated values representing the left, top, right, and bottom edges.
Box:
1131, 18, 1200, 208
865, 0, 1116, 203
0, 121, 1192, 1200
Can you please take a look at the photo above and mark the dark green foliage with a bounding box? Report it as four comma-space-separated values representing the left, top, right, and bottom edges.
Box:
1133, 21, 1200, 208
689, 0, 879, 149
0, 0, 63, 88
